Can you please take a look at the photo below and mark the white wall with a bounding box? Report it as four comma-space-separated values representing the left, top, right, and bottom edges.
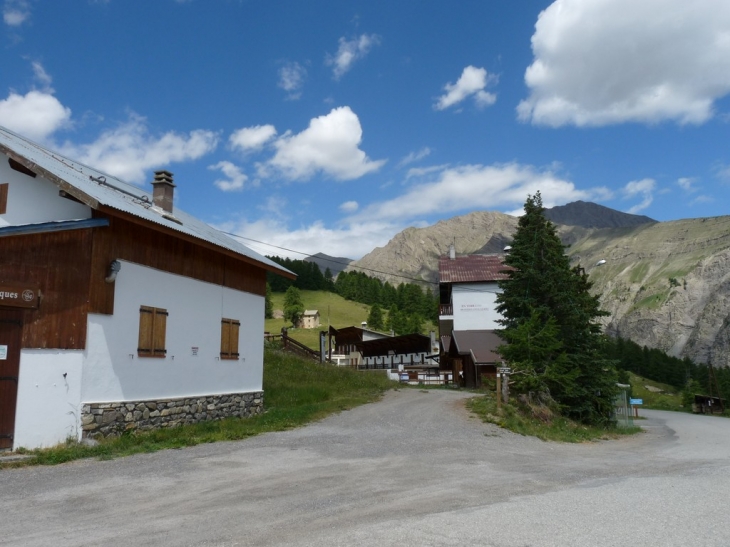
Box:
83, 260, 264, 403
0, 157, 91, 227
452, 282, 503, 331
13, 350, 83, 449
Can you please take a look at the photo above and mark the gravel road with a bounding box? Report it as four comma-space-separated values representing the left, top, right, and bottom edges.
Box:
1, 389, 729, 546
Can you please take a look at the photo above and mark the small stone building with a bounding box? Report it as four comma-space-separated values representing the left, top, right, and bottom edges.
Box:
298, 310, 320, 329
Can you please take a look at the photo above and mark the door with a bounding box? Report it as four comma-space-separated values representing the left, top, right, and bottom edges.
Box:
0, 313, 22, 450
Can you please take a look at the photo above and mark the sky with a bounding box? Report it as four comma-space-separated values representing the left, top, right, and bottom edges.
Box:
1, 0, 729, 260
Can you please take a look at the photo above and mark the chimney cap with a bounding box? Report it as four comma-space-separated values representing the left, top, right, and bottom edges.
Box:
152, 170, 175, 186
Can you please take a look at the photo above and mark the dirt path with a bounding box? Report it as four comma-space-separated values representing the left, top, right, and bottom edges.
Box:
1, 390, 729, 546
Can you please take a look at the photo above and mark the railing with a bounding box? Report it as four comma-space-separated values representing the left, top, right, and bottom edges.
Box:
439, 304, 453, 316
264, 330, 322, 362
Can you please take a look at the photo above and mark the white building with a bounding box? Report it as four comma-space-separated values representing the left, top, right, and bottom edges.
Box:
438, 250, 510, 388
0, 125, 294, 450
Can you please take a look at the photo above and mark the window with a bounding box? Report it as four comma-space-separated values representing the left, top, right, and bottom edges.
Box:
138, 306, 167, 357
220, 318, 240, 360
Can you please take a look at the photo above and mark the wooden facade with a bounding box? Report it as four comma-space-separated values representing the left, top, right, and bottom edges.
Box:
0, 228, 93, 350
0, 210, 269, 352
88, 211, 267, 316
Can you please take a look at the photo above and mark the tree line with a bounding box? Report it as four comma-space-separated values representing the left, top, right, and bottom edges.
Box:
603, 335, 730, 401
266, 257, 438, 335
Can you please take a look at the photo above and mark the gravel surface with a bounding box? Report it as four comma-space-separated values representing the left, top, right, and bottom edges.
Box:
1, 389, 729, 546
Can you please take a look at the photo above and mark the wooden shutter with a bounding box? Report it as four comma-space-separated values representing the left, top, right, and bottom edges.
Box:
138, 306, 167, 357
221, 318, 240, 359
152, 309, 167, 357
0, 183, 8, 215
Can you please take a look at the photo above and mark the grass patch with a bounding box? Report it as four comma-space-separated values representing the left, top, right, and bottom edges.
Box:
265, 290, 437, 350
628, 261, 650, 284
2, 348, 396, 468
467, 393, 641, 443
628, 373, 686, 412
632, 291, 667, 311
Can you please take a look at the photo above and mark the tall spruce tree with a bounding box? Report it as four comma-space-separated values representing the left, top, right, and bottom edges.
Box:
496, 192, 618, 425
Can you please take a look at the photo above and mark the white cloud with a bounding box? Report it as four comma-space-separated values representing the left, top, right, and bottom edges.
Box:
3, 0, 30, 26
690, 195, 714, 206
326, 34, 380, 80
339, 200, 359, 213
31, 61, 52, 90
518, 0, 730, 126
349, 163, 594, 223
209, 161, 247, 192
677, 177, 698, 192
0, 90, 71, 141
217, 217, 400, 261
622, 178, 656, 214
263, 106, 385, 181
229, 124, 277, 152
406, 164, 449, 180
398, 147, 431, 167
278, 62, 307, 99
435, 66, 497, 111
59, 114, 219, 184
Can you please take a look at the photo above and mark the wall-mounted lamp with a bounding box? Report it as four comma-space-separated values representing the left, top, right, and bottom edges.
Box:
105, 260, 121, 283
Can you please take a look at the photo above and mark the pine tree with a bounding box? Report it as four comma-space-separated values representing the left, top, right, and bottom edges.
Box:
367, 303, 385, 331
496, 192, 618, 425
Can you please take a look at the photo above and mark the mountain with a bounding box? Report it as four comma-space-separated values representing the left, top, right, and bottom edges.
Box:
349, 211, 519, 286
544, 200, 656, 228
346, 202, 730, 367
305, 252, 353, 277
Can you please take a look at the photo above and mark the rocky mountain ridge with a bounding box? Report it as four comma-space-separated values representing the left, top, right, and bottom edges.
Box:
346, 204, 730, 367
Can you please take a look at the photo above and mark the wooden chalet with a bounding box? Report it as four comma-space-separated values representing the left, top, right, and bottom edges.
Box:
0, 125, 294, 450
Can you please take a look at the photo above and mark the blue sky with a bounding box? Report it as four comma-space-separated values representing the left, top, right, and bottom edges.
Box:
1, 1, 729, 260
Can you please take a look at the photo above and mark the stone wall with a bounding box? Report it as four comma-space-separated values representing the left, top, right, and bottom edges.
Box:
81, 391, 263, 438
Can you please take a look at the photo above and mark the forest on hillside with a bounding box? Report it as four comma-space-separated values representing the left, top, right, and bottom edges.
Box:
605, 336, 730, 402
266, 256, 438, 335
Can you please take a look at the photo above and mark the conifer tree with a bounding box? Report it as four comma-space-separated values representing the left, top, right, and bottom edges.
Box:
367, 303, 385, 331
496, 192, 618, 424
283, 286, 305, 327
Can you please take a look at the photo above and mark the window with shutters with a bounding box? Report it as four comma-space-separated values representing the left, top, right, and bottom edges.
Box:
220, 318, 240, 360
138, 306, 167, 357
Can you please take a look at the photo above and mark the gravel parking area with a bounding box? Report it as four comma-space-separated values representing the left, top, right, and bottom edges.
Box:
1, 389, 729, 546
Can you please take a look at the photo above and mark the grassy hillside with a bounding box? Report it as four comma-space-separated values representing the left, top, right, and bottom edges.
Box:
628, 372, 686, 412
265, 290, 437, 350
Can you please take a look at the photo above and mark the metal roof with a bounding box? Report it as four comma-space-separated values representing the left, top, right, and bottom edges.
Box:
0, 125, 293, 278
450, 330, 503, 364
438, 254, 511, 284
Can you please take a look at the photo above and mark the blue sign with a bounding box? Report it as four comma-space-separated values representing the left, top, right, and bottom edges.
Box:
630, 398, 643, 405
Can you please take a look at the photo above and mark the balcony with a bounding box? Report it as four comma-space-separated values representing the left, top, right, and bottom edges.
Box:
439, 303, 453, 316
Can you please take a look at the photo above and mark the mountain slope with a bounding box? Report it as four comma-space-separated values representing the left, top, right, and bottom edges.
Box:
347, 203, 730, 366
544, 200, 656, 228
349, 211, 519, 286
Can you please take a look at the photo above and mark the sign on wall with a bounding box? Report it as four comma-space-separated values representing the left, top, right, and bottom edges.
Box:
0, 285, 40, 309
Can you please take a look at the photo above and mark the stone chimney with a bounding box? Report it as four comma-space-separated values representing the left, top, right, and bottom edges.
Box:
449, 243, 456, 260
151, 170, 175, 213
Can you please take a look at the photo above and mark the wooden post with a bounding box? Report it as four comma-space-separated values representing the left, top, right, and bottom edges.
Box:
496, 373, 502, 413
502, 372, 509, 403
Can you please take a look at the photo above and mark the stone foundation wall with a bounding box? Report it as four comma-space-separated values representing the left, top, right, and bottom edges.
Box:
81, 391, 263, 438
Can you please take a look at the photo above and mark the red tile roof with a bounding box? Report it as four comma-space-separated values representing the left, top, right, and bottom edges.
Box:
438, 254, 512, 283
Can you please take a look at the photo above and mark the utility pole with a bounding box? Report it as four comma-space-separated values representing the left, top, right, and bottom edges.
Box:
708, 360, 724, 412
